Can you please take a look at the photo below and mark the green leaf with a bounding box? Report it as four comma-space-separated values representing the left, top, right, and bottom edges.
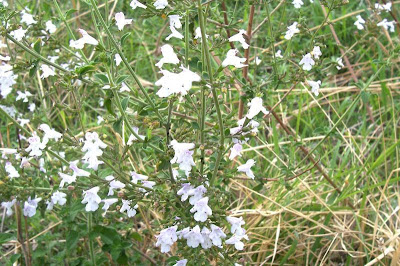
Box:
120, 32, 131, 46
105, 98, 116, 117
113, 118, 123, 133
76, 65, 96, 75
33, 39, 41, 54
116, 75, 129, 84
66, 230, 80, 251
131, 232, 142, 242
0, 233, 14, 244
121, 97, 129, 111
94, 73, 109, 84
65, 9, 77, 19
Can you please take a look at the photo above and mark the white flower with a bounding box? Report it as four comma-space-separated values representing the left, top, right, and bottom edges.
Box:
184, 225, 204, 248
275, 50, 283, 58
190, 197, 212, 222
120, 199, 138, 217
194, 27, 208, 41
299, 53, 315, 71
228, 29, 249, 49
69, 29, 99, 49
307, 80, 321, 96
17, 118, 30, 126
21, 10, 37, 25
155, 225, 178, 253
81, 186, 101, 212
115, 54, 122, 66
169, 15, 182, 29
115, 12, 132, 31
336, 58, 344, 70
0, 55, 10, 61
28, 103, 36, 112
155, 44, 180, 68
166, 26, 184, 40
51, 191, 67, 206
46, 21, 57, 34
127, 127, 145, 145
107, 177, 125, 196
131, 171, 148, 184
209, 224, 226, 247
10, 27, 27, 41
246, 97, 268, 119
97, 115, 104, 125
26, 132, 46, 157
154, 0, 168, 9
292, 0, 303, 8
222, 49, 247, 68
225, 233, 249, 250
1, 199, 16, 216
200, 227, 213, 249
188, 185, 207, 205
5, 162, 19, 179
237, 159, 255, 179
375, 3, 392, 12
255, 57, 262, 65
140, 180, 156, 192
120, 82, 130, 92
230, 117, 260, 136
284, 22, 300, 40
130, 0, 147, 9
59, 172, 76, 188
227, 216, 246, 234
40, 64, 56, 79
170, 140, 195, 177
16, 91, 32, 102
0, 0, 8, 7
377, 19, 395, 32
174, 259, 188, 266
177, 183, 194, 202
0, 63, 17, 98
23, 197, 42, 217
81, 132, 107, 170
39, 158, 46, 173
156, 66, 200, 98
101, 198, 118, 211
311, 46, 322, 59
354, 15, 366, 30
69, 160, 91, 177
229, 143, 242, 160
39, 124, 62, 142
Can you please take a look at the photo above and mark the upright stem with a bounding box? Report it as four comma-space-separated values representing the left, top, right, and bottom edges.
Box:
197, 0, 225, 184
87, 213, 96, 266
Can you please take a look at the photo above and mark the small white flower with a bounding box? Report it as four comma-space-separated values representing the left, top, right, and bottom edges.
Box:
255, 57, 262, 65
292, 0, 304, 8
10, 27, 27, 41
81, 186, 101, 212
26, 132, 46, 157
40, 65, 56, 79
39, 124, 62, 142
130, 0, 147, 9
307, 80, 321, 96
246, 97, 268, 119
228, 29, 249, 49
229, 143, 243, 160
209, 224, 226, 247
311, 46, 322, 59
120, 199, 138, 217
115, 12, 132, 31
127, 127, 145, 145
21, 10, 37, 25
275, 50, 283, 58
200, 227, 213, 249
155, 225, 178, 253
237, 159, 255, 179
154, 0, 168, 9
81, 132, 107, 170
70, 29, 99, 49
299, 53, 315, 71
69, 160, 91, 177
227, 216, 246, 234
101, 198, 118, 211
0, 55, 11, 61
1, 199, 16, 216
225, 232, 249, 250
173, 259, 188, 266
155, 44, 180, 68
107, 176, 125, 196
131, 171, 148, 184
17, 118, 30, 126
115, 53, 122, 66
156, 66, 201, 98
45, 21, 57, 34
375, 3, 392, 13
24, 197, 42, 217
28, 103, 36, 112
5, 162, 19, 179
59, 172, 76, 188
16, 91, 32, 102
190, 197, 212, 222
51, 191, 67, 207
222, 49, 247, 68
188, 185, 207, 205
184, 225, 204, 248
284, 22, 300, 40
166, 26, 184, 40
377, 19, 396, 32
177, 183, 194, 202
169, 15, 182, 29
354, 15, 366, 30
336, 58, 344, 70
170, 140, 196, 177
120, 82, 130, 93
97, 115, 104, 125
194, 27, 208, 41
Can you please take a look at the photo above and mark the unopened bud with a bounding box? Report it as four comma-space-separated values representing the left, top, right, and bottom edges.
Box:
68, 185, 75, 191
199, 145, 205, 150
118, 191, 124, 198
221, 87, 227, 93
116, 205, 121, 211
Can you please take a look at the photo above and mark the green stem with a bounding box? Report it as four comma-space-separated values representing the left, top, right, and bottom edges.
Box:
89, 0, 164, 124
87, 213, 96, 266
197, 0, 225, 184
265, 3, 278, 75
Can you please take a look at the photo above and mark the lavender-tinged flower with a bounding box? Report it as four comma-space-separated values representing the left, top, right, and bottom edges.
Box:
155, 225, 178, 253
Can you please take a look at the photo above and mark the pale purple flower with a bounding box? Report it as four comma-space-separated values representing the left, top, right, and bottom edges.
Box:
1, 199, 16, 216
299, 53, 315, 71
23, 197, 42, 217
115, 12, 132, 31
170, 140, 196, 177
237, 159, 255, 179
246, 97, 268, 119
81, 186, 101, 212
284, 22, 299, 40
190, 197, 212, 222
155, 225, 178, 253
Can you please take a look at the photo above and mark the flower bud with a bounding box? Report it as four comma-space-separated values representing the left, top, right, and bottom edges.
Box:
68, 185, 75, 191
